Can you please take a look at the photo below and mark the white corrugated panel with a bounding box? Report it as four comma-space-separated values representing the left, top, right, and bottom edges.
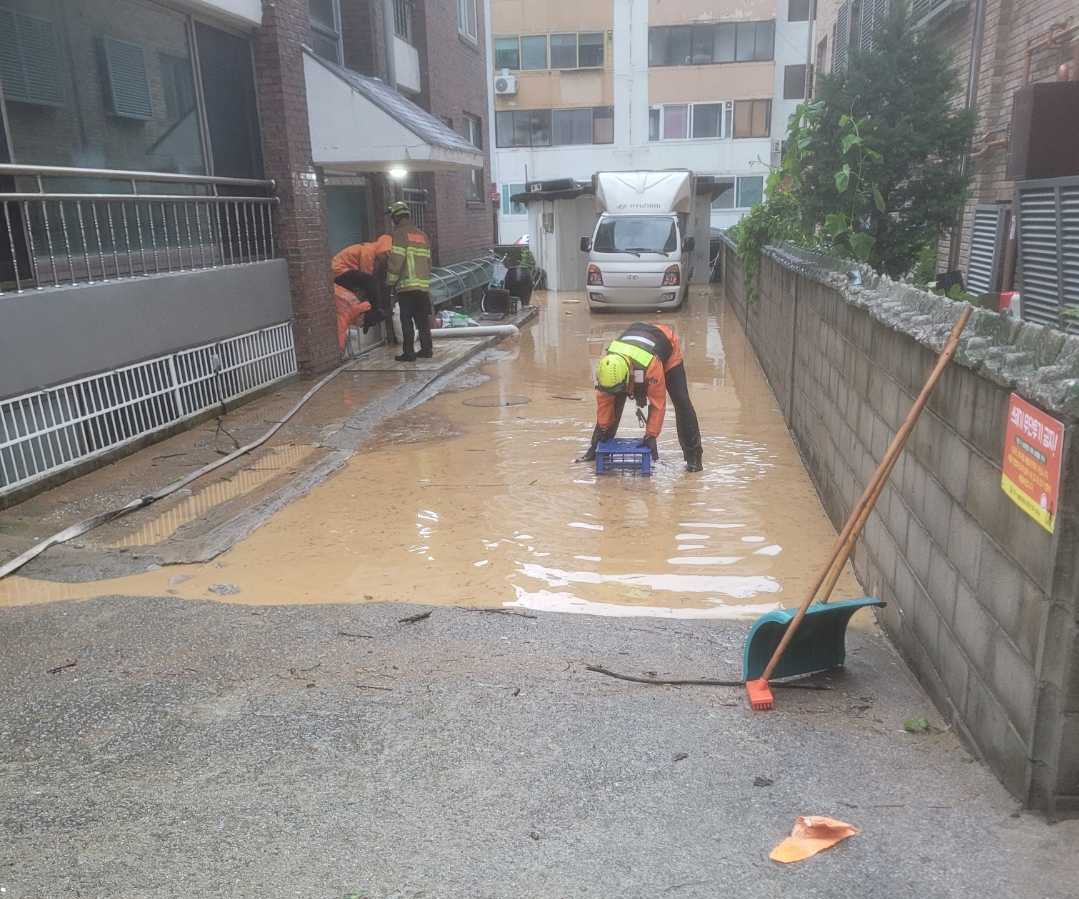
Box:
966, 205, 1006, 296
1061, 184, 1079, 335
1018, 185, 1063, 329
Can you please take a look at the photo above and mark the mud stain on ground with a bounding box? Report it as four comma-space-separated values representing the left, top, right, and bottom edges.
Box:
0, 289, 863, 619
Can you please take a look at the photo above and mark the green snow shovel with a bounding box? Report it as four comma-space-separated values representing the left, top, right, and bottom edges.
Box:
744, 304, 972, 707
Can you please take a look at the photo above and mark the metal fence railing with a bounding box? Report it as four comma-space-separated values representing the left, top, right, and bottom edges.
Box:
0, 321, 296, 498
0, 164, 277, 296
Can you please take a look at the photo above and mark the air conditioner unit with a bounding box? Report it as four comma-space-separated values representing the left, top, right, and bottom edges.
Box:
494, 73, 518, 96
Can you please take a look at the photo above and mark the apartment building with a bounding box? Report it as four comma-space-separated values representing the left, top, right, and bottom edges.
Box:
815, 0, 1079, 334
487, 0, 814, 243
0, 0, 489, 501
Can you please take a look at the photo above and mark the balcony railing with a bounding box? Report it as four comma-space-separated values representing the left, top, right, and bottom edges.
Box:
0, 164, 278, 296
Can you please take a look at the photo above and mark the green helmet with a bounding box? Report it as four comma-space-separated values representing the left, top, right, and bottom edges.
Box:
596, 353, 631, 394
387, 201, 410, 221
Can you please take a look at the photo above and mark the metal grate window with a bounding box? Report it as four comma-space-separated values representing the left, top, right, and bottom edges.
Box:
1017, 178, 1079, 334
966, 204, 1008, 296
402, 188, 427, 229
0, 7, 64, 107
102, 36, 153, 120
911, 0, 967, 28
832, 3, 851, 73
0, 322, 297, 496
860, 0, 890, 52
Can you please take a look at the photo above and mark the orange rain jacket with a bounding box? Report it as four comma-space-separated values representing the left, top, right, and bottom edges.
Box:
331, 235, 393, 350
596, 322, 684, 439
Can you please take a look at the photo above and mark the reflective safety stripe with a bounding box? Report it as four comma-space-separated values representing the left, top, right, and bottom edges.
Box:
608, 339, 655, 369
621, 335, 657, 349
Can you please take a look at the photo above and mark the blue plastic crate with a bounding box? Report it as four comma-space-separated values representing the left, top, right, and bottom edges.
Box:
595, 438, 653, 476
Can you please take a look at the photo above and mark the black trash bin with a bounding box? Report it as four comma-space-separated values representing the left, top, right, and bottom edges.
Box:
505, 266, 533, 306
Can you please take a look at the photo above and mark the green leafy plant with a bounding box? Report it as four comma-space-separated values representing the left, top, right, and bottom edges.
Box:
733, 0, 974, 292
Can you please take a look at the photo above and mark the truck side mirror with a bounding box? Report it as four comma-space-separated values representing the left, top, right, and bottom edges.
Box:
683, 236, 696, 252
580, 237, 592, 252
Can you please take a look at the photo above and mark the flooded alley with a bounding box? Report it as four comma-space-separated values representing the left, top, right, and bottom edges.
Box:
0, 289, 860, 615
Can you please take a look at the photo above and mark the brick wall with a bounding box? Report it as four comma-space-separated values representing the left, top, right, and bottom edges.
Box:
938, 0, 1077, 276
413, 0, 495, 264
815, 1, 1078, 283
723, 239, 1079, 815
254, 0, 338, 374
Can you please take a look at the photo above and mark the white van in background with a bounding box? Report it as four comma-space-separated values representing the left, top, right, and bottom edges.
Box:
580, 170, 696, 312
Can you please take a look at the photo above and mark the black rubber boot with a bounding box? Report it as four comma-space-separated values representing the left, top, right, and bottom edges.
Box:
395, 353, 416, 362
685, 447, 703, 472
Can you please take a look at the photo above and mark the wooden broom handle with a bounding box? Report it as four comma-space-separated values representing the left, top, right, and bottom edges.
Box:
760, 305, 972, 682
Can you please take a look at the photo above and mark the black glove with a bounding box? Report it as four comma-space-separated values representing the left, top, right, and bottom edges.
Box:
641, 436, 658, 459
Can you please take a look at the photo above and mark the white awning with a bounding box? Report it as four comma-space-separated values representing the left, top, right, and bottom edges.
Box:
303, 50, 484, 173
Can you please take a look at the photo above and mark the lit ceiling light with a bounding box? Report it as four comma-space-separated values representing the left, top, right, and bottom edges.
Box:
389, 167, 408, 180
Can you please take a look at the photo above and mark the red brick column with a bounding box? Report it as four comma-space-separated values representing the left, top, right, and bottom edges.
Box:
254, 0, 338, 374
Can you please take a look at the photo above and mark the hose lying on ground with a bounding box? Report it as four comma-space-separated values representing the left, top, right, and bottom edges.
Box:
584, 665, 831, 690
0, 358, 357, 581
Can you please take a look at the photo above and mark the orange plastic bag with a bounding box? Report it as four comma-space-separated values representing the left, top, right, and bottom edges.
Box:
769, 816, 859, 863
334, 285, 372, 351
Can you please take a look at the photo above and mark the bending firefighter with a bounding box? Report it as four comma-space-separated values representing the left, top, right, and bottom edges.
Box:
582, 322, 703, 472
386, 201, 433, 362
331, 235, 393, 352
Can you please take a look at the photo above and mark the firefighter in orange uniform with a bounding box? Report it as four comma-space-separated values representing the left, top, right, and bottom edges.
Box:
331, 234, 393, 352
581, 321, 703, 472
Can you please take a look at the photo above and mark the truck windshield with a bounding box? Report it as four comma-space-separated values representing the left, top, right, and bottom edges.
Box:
593, 217, 677, 255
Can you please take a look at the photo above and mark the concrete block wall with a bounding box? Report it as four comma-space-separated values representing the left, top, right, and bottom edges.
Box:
723, 239, 1079, 815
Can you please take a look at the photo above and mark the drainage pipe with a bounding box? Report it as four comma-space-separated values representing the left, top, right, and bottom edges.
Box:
431, 325, 519, 338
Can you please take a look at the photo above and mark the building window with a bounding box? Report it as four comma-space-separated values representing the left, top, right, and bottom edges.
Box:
520, 35, 547, 70
502, 183, 527, 215
495, 107, 612, 148
733, 99, 771, 138
1, 0, 211, 174
579, 32, 604, 67
783, 64, 807, 99
463, 113, 483, 150
494, 36, 520, 69
737, 175, 765, 207
495, 33, 605, 71
592, 106, 614, 143
788, 0, 812, 22
649, 102, 732, 141
457, 0, 478, 41
550, 33, 577, 68
468, 168, 485, 202
712, 179, 736, 209
393, 0, 413, 43
711, 176, 765, 210
649, 21, 774, 66
308, 0, 342, 64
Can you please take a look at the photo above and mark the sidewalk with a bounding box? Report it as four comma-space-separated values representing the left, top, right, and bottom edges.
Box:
0, 311, 533, 583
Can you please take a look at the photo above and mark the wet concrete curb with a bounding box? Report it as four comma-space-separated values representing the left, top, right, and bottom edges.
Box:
23, 307, 539, 582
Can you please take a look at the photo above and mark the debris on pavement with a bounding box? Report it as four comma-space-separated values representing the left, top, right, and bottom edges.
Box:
770, 816, 859, 864
673, 752, 689, 763
208, 583, 241, 596
753, 776, 774, 787
46, 659, 77, 675
904, 717, 931, 734
398, 609, 433, 624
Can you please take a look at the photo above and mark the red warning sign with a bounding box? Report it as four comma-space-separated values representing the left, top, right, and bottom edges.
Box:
1001, 393, 1065, 534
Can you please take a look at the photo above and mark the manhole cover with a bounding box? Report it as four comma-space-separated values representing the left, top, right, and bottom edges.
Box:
462, 395, 531, 407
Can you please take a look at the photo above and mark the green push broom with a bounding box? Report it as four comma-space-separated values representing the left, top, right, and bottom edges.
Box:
745, 304, 973, 710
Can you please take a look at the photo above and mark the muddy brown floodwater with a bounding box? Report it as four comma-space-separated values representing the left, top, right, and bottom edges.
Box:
0, 288, 864, 618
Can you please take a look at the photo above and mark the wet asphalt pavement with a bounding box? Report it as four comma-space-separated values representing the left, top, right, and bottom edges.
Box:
3, 596, 1078, 899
